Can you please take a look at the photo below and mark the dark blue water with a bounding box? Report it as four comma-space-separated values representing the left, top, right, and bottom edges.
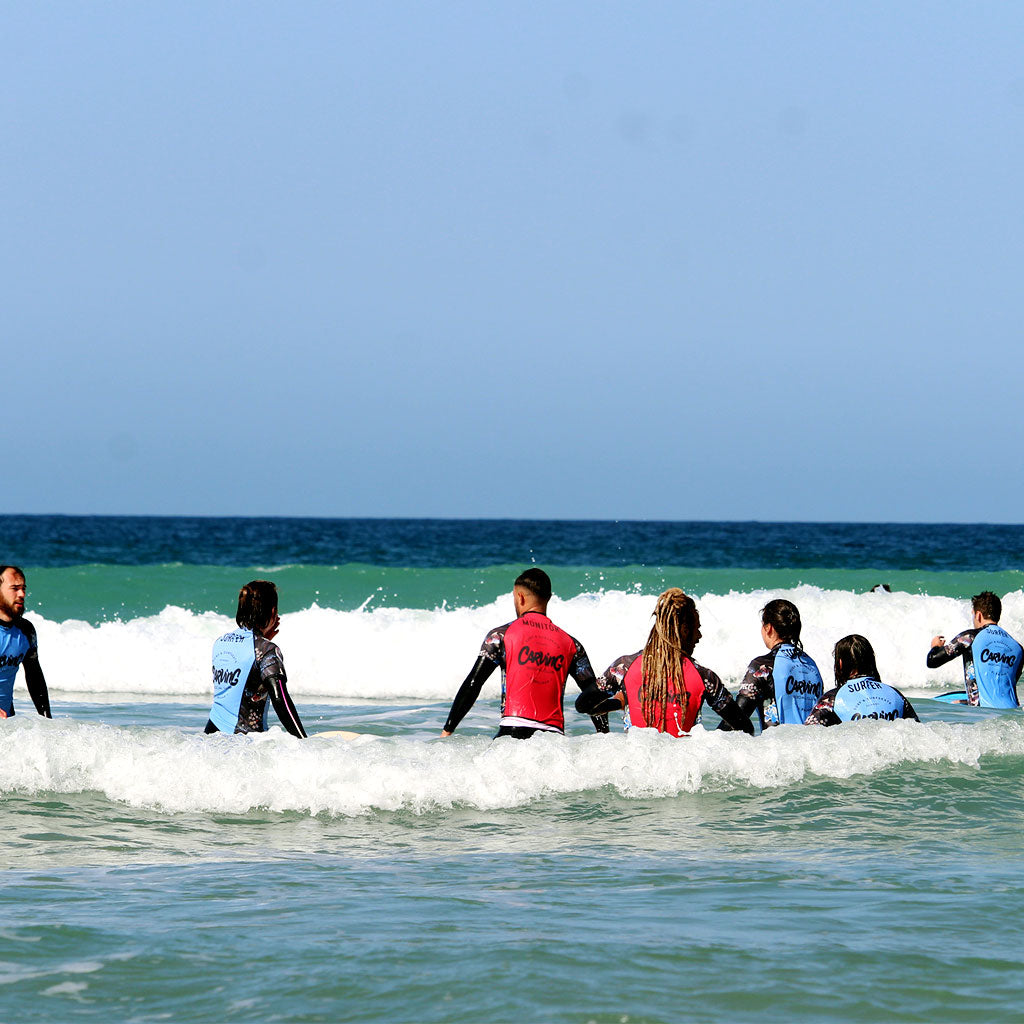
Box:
3, 515, 1023, 570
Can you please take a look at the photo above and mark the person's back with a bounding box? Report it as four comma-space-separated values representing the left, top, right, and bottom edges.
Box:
733, 599, 823, 729
808, 635, 918, 727
441, 568, 606, 738
579, 588, 752, 736
206, 580, 307, 738
927, 591, 1023, 708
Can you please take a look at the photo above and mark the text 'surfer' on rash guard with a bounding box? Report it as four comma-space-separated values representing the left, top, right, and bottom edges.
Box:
805, 677, 919, 727
485, 611, 591, 733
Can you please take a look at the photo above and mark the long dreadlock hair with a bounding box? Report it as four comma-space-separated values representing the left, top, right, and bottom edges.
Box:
639, 588, 701, 731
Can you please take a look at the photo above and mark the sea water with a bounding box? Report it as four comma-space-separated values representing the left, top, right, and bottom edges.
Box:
2, 517, 1024, 1023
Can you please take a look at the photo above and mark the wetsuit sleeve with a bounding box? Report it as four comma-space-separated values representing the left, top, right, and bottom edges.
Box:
443, 655, 498, 734
23, 652, 52, 718
567, 638, 610, 733
258, 642, 307, 739
18, 621, 51, 719
804, 688, 840, 727
902, 695, 920, 722
723, 655, 770, 729
927, 629, 975, 669
697, 664, 754, 735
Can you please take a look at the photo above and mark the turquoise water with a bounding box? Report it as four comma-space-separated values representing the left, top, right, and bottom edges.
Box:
3, 518, 1024, 1021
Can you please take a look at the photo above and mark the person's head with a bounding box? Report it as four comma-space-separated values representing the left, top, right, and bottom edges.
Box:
513, 568, 552, 616
971, 591, 1001, 626
236, 580, 278, 634
761, 598, 802, 650
640, 588, 701, 730
0, 566, 27, 621
833, 634, 880, 685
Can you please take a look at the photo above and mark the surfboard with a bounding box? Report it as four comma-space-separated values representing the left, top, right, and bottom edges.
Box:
314, 729, 365, 740
934, 691, 969, 704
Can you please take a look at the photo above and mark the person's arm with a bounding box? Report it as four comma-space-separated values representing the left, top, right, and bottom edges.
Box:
718, 657, 768, 731
804, 689, 840, 727
258, 641, 306, 738
567, 639, 610, 733
575, 687, 625, 716
927, 630, 973, 669
697, 665, 754, 735
22, 652, 51, 719
441, 656, 497, 736
902, 695, 920, 722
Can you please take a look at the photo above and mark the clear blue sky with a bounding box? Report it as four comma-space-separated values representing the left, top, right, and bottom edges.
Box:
5, 2, 1022, 521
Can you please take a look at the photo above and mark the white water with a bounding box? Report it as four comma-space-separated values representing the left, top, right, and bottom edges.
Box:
25, 586, 1024, 702
2, 713, 1022, 818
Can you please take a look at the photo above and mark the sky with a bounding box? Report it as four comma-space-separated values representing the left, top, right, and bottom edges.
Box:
4, 2, 1023, 522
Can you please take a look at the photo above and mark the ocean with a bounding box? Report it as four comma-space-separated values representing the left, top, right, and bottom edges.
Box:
2, 516, 1024, 1023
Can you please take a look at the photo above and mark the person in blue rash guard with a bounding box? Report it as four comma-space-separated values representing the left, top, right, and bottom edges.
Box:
927, 591, 1023, 708
724, 598, 824, 730
806, 634, 919, 726
205, 580, 307, 738
0, 565, 52, 719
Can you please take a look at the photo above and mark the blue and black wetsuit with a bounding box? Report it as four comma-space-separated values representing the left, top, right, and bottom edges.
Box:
205, 628, 306, 737
733, 642, 824, 729
806, 677, 919, 727
927, 625, 1023, 708
0, 616, 51, 718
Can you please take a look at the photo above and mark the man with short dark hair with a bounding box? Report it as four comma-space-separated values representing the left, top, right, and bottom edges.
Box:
441, 568, 607, 738
927, 591, 1023, 707
0, 565, 52, 719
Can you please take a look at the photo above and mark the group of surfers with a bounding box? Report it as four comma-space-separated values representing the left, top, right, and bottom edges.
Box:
1, 564, 1021, 738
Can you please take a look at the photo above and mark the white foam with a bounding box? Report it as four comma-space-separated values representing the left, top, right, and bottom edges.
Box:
21, 586, 1024, 701
1, 714, 1021, 817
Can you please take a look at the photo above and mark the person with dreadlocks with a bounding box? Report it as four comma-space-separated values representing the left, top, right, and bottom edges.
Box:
575, 588, 753, 735
726, 598, 824, 731
440, 568, 608, 739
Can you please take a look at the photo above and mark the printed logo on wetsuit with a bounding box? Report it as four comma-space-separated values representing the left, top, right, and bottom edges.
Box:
517, 645, 566, 671
0, 654, 23, 669
980, 649, 1018, 666
212, 667, 242, 686
785, 675, 821, 696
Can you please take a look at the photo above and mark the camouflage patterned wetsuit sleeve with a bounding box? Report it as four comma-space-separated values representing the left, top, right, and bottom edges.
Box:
237, 637, 306, 738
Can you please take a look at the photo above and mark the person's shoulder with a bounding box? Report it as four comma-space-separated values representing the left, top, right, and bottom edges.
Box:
818, 685, 840, 704
691, 660, 719, 685
10, 615, 36, 642
255, 635, 283, 660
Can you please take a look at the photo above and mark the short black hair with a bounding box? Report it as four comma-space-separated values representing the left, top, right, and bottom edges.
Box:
0, 566, 25, 581
972, 591, 1001, 623
514, 568, 552, 603
236, 580, 278, 631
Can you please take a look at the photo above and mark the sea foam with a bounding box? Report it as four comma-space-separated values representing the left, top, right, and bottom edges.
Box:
2, 714, 1022, 817
24, 586, 1024, 702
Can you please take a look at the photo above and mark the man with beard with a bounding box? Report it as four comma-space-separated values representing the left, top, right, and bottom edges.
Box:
0, 565, 52, 719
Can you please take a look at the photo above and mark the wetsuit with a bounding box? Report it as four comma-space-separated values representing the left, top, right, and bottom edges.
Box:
806, 677, 919, 727
582, 651, 753, 734
0, 616, 51, 719
927, 625, 1024, 708
206, 628, 307, 737
443, 610, 606, 737
733, 642, 824, 729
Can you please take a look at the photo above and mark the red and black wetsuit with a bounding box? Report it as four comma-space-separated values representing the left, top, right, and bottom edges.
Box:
443, 611, 606, 737
596, 651, 752, 734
